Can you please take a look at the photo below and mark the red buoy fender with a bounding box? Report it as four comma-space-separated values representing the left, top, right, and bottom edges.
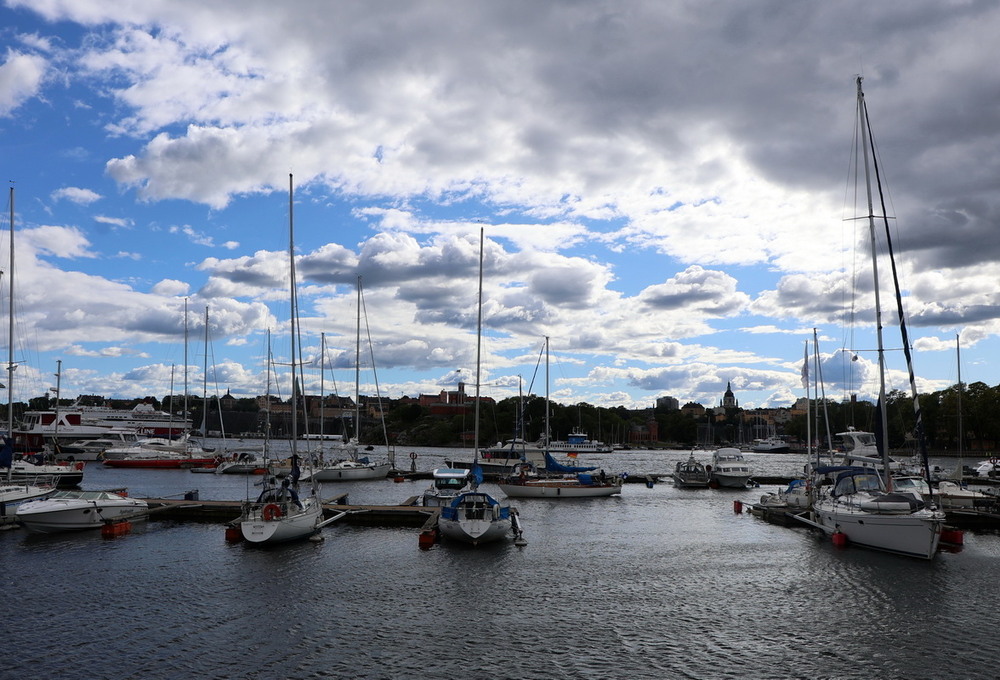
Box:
262, 503, 283, 521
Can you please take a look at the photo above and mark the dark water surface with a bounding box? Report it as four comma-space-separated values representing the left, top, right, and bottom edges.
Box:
2, 446, 998, 679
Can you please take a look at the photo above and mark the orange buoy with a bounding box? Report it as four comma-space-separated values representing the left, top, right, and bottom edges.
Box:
733, 500, 743, 513
394, 476, 405, 483
418, 529, 437, 550
941, 528, 964, 545
832, 530, 849, 548
101, 521, 132, 538
225, 526, 243, 543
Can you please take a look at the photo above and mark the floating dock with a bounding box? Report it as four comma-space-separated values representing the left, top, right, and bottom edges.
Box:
138, 493, 438, 528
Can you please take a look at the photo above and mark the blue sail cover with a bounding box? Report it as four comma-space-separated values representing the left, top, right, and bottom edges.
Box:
471, 463, 484, 487
543, 451, 596, 473
0, 436, 11, 468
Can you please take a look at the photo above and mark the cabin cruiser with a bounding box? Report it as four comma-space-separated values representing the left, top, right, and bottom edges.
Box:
422, 468, 471, 507
708, 448, 752, 488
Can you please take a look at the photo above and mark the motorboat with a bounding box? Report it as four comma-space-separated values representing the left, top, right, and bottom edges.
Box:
708, 448, 752, 488
545, 428, 613, 455
757, 478, 811, 511
935, 480, 997, 510
422, 468, 471, 507
5, 457, 85, 487
750, 436, 790, 453
103, 434, 216, 468
835, 427, 904, 471
672, 454, 710, 488
214, 451, 267, 474
58, 428, 145, 461
0, 479, 57, 525
16, 489, 148, 533
103, 433, 213, 461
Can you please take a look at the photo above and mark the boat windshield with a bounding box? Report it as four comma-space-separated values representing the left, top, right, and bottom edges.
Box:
833, 472, 882, 496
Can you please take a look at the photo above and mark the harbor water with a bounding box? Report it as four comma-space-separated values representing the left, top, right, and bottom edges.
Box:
2, 444, 999, 679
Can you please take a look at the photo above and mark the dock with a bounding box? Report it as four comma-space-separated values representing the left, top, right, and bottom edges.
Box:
138, 493, 438, 528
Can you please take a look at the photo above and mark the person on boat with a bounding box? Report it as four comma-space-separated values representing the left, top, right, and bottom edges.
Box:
280, 478, 303, 509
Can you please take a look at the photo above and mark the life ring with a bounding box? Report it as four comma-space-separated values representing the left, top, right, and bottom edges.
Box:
262, 503, 283, 521
991, 458, 999, 465
409, 452, 418, 460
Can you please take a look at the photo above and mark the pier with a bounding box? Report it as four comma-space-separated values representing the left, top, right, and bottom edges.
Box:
137, 492, 439, 528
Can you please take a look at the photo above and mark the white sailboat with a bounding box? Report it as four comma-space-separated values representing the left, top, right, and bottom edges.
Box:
1, 187, 72, 509
806, 78, 944, 559
239, 175, 324, 545
498, 337, 622, 499
438, 228, 522, 545
303, 279, 390, 482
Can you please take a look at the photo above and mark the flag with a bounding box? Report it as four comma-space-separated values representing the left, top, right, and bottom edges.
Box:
801, 342, 809, 389
567, 452, 578, 459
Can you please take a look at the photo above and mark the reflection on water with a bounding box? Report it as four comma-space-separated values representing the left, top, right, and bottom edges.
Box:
1, 446, 996, 679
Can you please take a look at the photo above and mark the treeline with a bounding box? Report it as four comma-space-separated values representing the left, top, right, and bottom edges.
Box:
11, 379, 991, 452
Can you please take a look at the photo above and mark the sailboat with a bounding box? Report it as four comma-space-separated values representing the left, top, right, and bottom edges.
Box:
238, 175, 325, 545
0, 187, 80, 500
805, 77, 945, 559
498, 337, 622, 498
303, 277, 391, 482
438, 228, 523, 546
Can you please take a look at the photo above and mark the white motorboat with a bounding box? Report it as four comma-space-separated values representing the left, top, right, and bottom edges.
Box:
58, 428, 145, 461
709, 448, 752, 488
935, 480, 996, 510
757, 478, 811, 511
16, 489, 148, 533
6, 457, 85, 487
422, 468, 471, 507
750, 436, 790, 453
214, 451, 266, 474
0, 479, 57, 525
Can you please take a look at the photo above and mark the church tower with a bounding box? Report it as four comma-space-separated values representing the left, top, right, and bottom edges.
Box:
721, 381, 738, 409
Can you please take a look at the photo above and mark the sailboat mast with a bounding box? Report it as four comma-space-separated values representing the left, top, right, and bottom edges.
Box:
545, 336, 550, 452
473, 228, 484, 461
183, 298, 189, 433
201, 306, 209, 435
288, 173, 298, 452
957, 334, 963, 460
6, 186, 13, 441
354, 275, 361, 440
857, 76, 892, 489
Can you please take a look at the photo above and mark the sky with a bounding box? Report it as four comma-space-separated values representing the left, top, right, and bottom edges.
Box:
0, 0, 996, 414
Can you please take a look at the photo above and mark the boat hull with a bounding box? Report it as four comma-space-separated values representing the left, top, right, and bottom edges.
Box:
711, 473, 751, 489
438, 491, 512, 546
498, 480, 621, 498
812, 498, 944, 559
103, 457, 217, 469
240, 497, 322, 544
306, 463, 391, 482
0, 484, 57, 524
16, 495, 148, 533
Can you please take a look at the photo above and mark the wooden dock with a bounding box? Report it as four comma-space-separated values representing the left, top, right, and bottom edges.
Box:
138, 493, 438, 528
